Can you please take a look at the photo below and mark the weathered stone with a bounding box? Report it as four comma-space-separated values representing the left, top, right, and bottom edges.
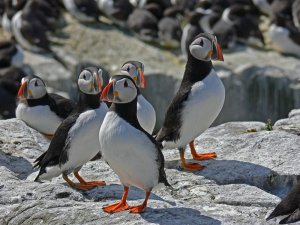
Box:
1, 110, 300, 224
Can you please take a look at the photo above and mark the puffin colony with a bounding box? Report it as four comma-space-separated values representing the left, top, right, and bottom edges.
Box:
13, 32, 300, 223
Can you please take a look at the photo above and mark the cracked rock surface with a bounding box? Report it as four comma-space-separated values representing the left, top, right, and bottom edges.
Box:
1, 111, 300, 224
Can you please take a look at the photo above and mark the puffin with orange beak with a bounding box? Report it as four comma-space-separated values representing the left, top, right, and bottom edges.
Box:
156, 33, 225, 171
15, 75, 76, 138
99, 75, 170, 213
120, 60, 156, 134
34, 67, 108, 190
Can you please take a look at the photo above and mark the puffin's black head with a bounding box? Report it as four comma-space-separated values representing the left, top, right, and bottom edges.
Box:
189, 33, 224, 61
17, 75, 47, 100
78, 67, 103, 95
101, 75, 138, 104
120, 60, 146, 88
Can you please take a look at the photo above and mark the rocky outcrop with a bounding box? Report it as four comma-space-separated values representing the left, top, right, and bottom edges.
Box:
1, 110, 300, 224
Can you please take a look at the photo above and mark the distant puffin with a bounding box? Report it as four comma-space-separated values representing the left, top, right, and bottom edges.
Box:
181, 11, 205, 57
0, 67, 27, 119
10, 0, 60, 52
292, 0, 300, 29
0, 40, 24, 68
266, 182, 300, 224
158, 16, 182, 48
268, 0, 300, 57
16, 75, 76, 138
99, 75, 170, 213
97, 0, 133, 24
63, 0, 100, 22
34, 67, 108, 190
156, 33, 225, 171
120, 60, 156, 134
127, 8, 158, 41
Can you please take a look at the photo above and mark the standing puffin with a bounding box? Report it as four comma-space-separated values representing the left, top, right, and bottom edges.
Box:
16, 75, 76, 138
120, 61, 156, 134
156, 33, 225, 171
34, 67, 108, 190
99, 75, 170, 213
266, 182, 300, 224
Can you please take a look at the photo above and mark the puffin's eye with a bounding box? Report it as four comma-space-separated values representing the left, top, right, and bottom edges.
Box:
199, 39, 204, 47
124, 80, 128, 87
83, 74, 86, 80
34, 80, 38, 86
127, 66, 130, 72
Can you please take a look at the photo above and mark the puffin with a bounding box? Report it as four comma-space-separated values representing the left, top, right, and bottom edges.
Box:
266, 182, 300, 224
10, 0, 60, 52
156, 33, 225, 171
99, 75, 170, 213
97, 0, 133, 24
158, 16, 182, 48
0, 67, 27, 119
268, 0, 300, 57
0, 40, 24, 68
15, 75, 76, 138
34, 67, 108, 190
120, 61, 156, 134
127, 8, 159, 42
62, 0, 100, 22
293, 0, 300, 29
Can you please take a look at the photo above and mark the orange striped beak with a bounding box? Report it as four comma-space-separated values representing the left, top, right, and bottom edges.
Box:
138, 68, 146, 88
100, 81, 114, 102
17, 81, 27, 98
215, 43, 224, 61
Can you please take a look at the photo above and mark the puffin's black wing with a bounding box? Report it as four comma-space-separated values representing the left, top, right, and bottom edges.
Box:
33, 113, 80, 170
156, 86, 191, 143
48, 93, 77, 119
266, 182, 300, 221
279, 208, 300, 224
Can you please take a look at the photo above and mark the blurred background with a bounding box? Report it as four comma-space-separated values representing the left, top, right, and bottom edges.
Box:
0, 0, 299, 131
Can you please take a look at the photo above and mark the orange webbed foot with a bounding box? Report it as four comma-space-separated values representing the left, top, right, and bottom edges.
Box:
183, 162, 205, 171
129, 204, 147, 213
73, 183, 97, 191
103, 201, 130, 213
192, 152, 217, 161
85, 180, 106, 186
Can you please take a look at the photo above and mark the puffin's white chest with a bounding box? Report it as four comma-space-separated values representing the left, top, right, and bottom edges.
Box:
16, 102, 62, 135
137, 95, 156, 134
99, 111, 159, 191
169, 70, 225, 148
62, 104, 108, 171
268, 25, 300, 57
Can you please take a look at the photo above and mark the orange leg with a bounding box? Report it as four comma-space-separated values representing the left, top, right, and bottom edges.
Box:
180, 149, 205, 171
44, 134, 54, 139
62, 173, 95, 191
73, 171, 106, 187
103, 186, 130, 213
129, 191, 150, 213
189, 141, 217, 160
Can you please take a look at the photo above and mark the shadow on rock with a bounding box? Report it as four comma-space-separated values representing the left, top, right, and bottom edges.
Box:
141, 207, 221, 225
85, 183, 176, 206
166, 158, 300, 198
0, 150, 33, 180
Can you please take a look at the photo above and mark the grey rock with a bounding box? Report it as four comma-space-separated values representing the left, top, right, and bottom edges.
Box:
1, 110, 300, 224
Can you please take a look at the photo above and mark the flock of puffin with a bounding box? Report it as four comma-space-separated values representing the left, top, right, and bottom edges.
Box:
7, 31, 299, 223
0, 0, 300, 222
0, 0, 299, 56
